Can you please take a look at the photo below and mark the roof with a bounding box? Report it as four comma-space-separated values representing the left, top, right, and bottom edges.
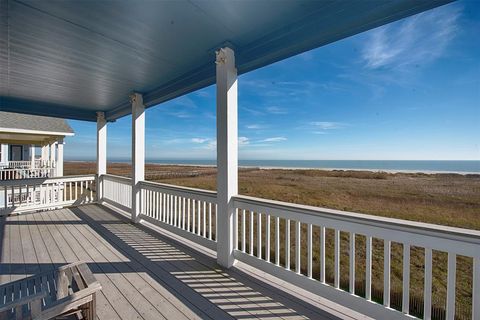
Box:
0, 0, 452, 122
0, 111, 74, 135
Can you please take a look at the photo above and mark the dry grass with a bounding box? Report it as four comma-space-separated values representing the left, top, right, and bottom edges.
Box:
65, 161, 480, 318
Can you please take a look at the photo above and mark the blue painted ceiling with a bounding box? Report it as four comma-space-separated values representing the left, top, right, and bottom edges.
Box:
0, 0, 451, 121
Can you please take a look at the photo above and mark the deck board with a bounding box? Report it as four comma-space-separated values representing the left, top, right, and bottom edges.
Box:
0, 204, 365, 320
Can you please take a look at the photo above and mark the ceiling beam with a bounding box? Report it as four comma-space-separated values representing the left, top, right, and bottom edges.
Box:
0, 96, 99, 122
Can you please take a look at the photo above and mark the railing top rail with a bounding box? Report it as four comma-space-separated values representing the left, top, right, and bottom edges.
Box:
0, 174, 96, 186
140, 180, 217, 198
102, 173, 132, 184
234, 194, 480, 243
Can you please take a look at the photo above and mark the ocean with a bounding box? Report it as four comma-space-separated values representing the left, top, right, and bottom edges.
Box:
133, 160, 479, 173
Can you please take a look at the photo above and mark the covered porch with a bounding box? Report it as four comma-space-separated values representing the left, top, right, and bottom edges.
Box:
0, 204, 359, 320
1, 1, 479, 319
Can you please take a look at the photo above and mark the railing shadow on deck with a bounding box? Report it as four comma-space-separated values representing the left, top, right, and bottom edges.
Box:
0, 204, 344, 320
0, 205, 341, 319
72, 204, 339, 320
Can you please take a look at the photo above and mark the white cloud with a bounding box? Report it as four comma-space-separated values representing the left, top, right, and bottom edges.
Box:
266, 106, 288, 114
174, 96, 197, 108
261, 137, 287, 142
205, 140, 217, 150
239, 137, 250, 145
167, 111, 191, 118
310, 121, 345, 130
246, 124, 266, 130
191, 138, 208, 144
362, 4, 460, 70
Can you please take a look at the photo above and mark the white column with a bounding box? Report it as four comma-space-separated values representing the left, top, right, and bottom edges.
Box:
97, 112, 107, 201
56, 139, 64, 177
49, 141, 56, 167
131, 93, 145, 223
41, 144, 48, 166
30, 145, 35, 169
216, 47, 238, 268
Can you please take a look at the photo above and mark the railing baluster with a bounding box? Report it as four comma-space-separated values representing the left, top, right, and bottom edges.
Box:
285, 219, 290, 270
350, 233, 356, 294
203, 201, 207, 237
242, 209, 246, 252
334, 229, 340, 288
320, 226, 325, 283
234, 208, 238, 249
402, 244, 410, 314
366, 236, 372, 301
296, 221, 301, 274
257, 212, 262, 259
166, 194, 170, 223
146, 189, 150, 216
250, 211, 254, 255
424, 248, 432, 320
153, 191, 160, 220
171, 195, 175, 225
446, 253, 456, 320
384, 240, 391, 307
187, 198, 191, 231
173, 195, 177, 226
197, 200, 201, 236
208, 202, 212, 239
275, 216, 280, 266
266, 214, 270, 262
307, 223, 312, 278
192, 199, 196, 233
183, 198, 186, 230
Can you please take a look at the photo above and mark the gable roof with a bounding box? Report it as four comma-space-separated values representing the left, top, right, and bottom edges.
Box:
0, 111, 74, 136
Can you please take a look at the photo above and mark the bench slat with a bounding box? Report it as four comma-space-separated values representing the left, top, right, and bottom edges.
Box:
76, 263, 97, 287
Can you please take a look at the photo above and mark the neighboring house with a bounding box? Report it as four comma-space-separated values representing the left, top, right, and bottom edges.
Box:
0, 111, 74, 179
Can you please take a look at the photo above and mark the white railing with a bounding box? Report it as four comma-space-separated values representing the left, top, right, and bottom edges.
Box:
139, 180, 217, 250
3, 160, 55, 169
101, 174, 132, 212
87, 175, 480, 319
0, 167, 56, 180
0, 174, 96, 215
100, 175, 218, 250
233, 195, 480, 320
4, 160, 31, 168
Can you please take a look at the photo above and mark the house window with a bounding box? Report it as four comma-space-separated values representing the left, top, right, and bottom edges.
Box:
9, 145, 24, 161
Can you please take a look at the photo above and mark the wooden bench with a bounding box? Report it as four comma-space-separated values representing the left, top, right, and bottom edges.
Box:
0, 262, 101, 320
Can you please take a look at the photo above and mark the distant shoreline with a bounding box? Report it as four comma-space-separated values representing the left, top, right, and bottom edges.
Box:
65, 160, 480, 175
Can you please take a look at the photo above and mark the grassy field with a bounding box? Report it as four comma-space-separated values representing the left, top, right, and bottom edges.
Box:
65, 161, 480, 318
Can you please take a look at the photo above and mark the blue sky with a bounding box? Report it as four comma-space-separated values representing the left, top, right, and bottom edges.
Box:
66, 1, 479, 161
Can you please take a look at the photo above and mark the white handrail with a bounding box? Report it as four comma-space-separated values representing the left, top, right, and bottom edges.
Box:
101, 174, 132, 212
0, 174, 96, 214
0, 167, 57, 180
58, 174, 480, 319
233, 194, 480, 319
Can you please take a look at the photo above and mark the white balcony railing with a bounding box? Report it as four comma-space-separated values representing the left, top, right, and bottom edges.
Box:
0, 167, 57, 181
0, 159, 58, 181
0, 174, 96, 215
3, 173, 477, 319
102, 174, 132, 212
139, 180, 218, 251
2, 160, 56, 169
99, 173, 480, 320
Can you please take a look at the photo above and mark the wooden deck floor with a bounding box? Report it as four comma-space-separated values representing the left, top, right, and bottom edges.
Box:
0, 204, 365, 320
